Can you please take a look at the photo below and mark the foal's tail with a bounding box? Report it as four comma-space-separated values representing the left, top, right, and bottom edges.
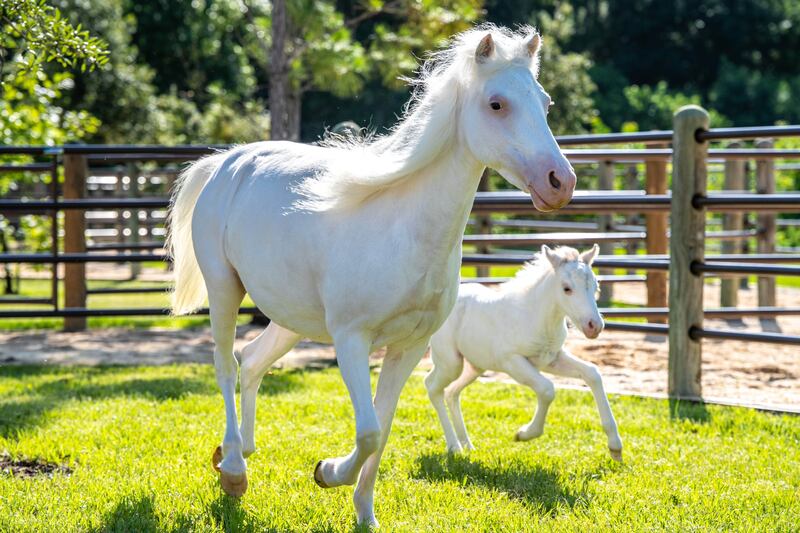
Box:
167, 153, 223, 315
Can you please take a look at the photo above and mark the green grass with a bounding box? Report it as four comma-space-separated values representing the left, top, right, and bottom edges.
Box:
1, 365, 797, 531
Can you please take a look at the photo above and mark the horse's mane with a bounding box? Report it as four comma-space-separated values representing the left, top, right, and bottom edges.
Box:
293, 24, 540, 212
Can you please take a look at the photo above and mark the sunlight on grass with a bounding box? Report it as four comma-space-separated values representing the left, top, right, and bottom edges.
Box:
0, 365, 797, 531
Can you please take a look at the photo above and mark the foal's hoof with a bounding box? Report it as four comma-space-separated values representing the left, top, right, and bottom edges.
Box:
609, 447, 623, 462
212, 445, 223, 472
313, 460, 330, 489
220, 470, 248, 497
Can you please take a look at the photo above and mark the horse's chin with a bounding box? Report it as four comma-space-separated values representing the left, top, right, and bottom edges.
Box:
530, 190, 556, 212
582, 328, 602, 339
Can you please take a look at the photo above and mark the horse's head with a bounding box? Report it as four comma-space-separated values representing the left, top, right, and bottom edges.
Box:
461, 29, 576, 211
542, 244, 604, 339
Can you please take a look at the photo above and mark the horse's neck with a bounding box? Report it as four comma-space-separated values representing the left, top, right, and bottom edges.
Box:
391, 142, 485, 260
516, 273, 567, 335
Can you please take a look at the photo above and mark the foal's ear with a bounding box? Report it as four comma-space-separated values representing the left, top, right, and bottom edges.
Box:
525, 32, 542, 58
475, 33, 494, 64
580, 244, 600, 266
542, 245, 562, 269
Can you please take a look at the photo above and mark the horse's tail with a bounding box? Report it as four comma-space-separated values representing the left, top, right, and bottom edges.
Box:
167, 153, 223, 315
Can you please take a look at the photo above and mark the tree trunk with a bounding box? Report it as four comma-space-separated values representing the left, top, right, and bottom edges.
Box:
268, 0, 300, 141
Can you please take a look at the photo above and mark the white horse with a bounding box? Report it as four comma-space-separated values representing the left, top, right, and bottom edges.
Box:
425, 245, 623, 461
168, 25, 576, 526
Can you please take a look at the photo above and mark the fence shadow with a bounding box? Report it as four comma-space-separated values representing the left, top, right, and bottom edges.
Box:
0, 365, 302, 440
411, 452, 591, 513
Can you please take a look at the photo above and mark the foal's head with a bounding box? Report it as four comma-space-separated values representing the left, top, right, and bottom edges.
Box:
542, 245, 604, 339
457, 27, 576, 211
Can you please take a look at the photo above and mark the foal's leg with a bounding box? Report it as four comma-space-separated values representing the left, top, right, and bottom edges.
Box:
314, 332, 380, 490
501, 354, 556, 442
424, 345, 465, 453
545, 349, 623, 461
239, 322, 301, 457
354, 342, 427, 527
206, 274, 248, 496
445, 361, 481, 450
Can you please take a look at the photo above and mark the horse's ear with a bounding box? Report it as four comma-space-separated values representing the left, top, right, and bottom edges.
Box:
542, 245, 562, 269
475, 33, 494, 63
526, 32, 541, 58
580, 244, 599, 266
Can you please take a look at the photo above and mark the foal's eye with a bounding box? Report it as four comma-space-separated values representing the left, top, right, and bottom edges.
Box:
563, 287, 572, 295
489, 101, 503, 111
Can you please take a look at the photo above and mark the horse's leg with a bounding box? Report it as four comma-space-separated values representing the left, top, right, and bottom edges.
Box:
314, 332, 379, 490
501, 354, 555, 442
354, 341, 427, 527
445, 361, 481, 451
424, 345, 464, 453
206, 272, 247, 496
239, 322, 301, 458
545, 349, 623, 461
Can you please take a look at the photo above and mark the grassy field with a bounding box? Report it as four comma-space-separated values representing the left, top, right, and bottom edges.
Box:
0, 365, 797, 532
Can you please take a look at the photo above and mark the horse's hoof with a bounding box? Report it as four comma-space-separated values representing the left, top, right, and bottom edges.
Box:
220, 470, 248, 497
212, 446, 223, 472
609, 447, 623, 462
314, 460, 330, 489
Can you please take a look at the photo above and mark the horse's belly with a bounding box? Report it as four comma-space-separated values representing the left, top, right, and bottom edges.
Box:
371, 278, 458, 350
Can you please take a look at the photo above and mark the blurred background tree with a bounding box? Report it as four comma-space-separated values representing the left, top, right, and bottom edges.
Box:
2, 0, 800, 145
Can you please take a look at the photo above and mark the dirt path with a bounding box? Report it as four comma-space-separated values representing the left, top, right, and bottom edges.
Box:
1, 282, 797, 411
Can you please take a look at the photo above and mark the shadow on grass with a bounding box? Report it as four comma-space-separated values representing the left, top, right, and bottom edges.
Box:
0, 365, 302, 440
412, 452, 590, 513
93, 494, 161, 533
96, 492, 342, 533
669, 398, 711, 423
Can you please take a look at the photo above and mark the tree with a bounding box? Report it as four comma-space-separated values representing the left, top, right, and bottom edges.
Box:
241, 0, 483, 141
0, 0, 108, 84
531, 3, 597, 134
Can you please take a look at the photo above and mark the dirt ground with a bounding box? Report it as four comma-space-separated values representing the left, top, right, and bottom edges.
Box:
1, 279, 797, 411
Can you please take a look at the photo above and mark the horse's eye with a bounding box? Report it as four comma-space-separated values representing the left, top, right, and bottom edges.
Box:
563, 287, 572, 295
489, 101, 503, 111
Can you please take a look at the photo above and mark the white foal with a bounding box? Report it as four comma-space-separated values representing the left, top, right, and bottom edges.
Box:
169, 25, 577, 527
425, 245, 623, 461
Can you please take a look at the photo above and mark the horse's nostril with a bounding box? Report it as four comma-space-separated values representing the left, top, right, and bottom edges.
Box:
587, 320, 595, 330
548, 171, 561, 190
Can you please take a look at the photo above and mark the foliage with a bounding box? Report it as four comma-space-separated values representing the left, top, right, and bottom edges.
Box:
532, 3, 597, 134
0, 365, 798, 530
565, 0, 800, 128
0, 0, 108, 83
622, 82, 729, 132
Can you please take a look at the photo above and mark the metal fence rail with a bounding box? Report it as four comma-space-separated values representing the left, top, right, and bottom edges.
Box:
1, 117, 799, 402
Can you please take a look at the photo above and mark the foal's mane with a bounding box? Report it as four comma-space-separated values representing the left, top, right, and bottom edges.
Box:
293, 24, 540, 212
501, 247, 581, 293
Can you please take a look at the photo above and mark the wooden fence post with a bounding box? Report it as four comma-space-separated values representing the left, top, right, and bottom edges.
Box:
624, 164, 639, 265
645, 143, 668, 322
669, 106, 709, 399
720, 141, 745, 309
63, 153, 87, 331
127, 163, 141, 279
598, 160, 614, 306
475, 169, 492, 278
755, 139, 779, 332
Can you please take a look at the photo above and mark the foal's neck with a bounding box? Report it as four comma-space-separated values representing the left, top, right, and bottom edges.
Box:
521, 271, 568, 334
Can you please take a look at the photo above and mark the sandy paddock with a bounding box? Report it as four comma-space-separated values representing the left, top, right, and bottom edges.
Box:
1, 280, 797, 411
